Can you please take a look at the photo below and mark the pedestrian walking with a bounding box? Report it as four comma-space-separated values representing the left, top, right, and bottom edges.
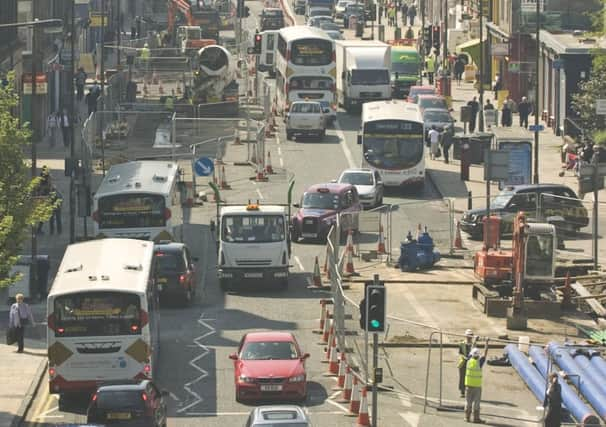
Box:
388, 4, 396, 26
441, 127, 453, 164
454, 57, 465, 86
407, 3, 416, 26
85, 89, 97, 117
427, 125, 440, 160
458, 329, 475, 397
49, 186, 63, 235
401, 2, 408, 19
60, 108, 72, 148
75, 67, 87, 101
45, 111, 60, 148
8, 293, 35, 353
467, 96, 479, 133
542, 372, 562, 427
518, 96, 531, 129
492, 73, 502, 100
484, 99, 494, 110
501, 101, 512, 127
464, 341, 489, 423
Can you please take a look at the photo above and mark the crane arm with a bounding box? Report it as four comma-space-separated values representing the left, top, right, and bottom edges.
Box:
168, 0, 195, 33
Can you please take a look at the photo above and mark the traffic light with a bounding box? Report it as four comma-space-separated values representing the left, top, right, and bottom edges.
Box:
253, 32, 262, 54
359, 297, 367, 329
422, 26, 432, 56
365, 284, 386, 332
237, 0, 250, 18
432, 25, 441, 55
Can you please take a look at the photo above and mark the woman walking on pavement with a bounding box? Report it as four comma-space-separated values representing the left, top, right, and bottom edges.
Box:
542, 373, 562, 427
8, 293, 36, 353
45, 111, 60, 148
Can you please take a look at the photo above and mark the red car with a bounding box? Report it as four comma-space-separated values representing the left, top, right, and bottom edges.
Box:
406, 85, 436, 103
230, 332, 309, 403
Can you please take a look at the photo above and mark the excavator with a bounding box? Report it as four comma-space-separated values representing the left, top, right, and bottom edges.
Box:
168, 0, 221, 48
473, 212, 556, 300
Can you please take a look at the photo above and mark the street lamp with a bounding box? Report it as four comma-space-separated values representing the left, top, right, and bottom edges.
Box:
533, 0, 540, 184
0, 17, 63, 298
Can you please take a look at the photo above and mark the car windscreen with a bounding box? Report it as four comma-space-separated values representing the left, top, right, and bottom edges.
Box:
53, 292, 142, 337
491, 192, 513, 209
291, 39, 333, 66
96, 391, 145, 411
340, 172, 373, 186
97, 193, 166, 229
290, 102, 321, 113
302, 192, 341, 209
351, 69, 389, 85
419, 97, 447, 110
154, 251, 186, 273
221, 215, 286, 243
240, 341, 299, 360
424, 110, 452, 123
392, 61, 419, 75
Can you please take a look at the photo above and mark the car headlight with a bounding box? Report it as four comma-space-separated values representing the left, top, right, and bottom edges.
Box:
289, 374, 305, 383
469, 214, 477, 222
239, 375, 255, 383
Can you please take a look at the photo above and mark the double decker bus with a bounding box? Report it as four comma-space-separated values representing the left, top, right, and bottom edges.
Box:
47, 239, 159, 396
275, 26, 337, 122
358, 100, 425, 189
92, 161, 184, 242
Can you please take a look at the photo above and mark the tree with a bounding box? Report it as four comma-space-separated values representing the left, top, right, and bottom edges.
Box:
570, 53, 606, 140
0, 73, 55, 288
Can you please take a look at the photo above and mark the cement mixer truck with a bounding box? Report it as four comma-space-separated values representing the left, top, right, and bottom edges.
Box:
192, 44, 239, 116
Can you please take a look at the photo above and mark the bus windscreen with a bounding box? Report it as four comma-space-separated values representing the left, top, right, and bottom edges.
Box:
291, 39, 332, 66
363, 120, 424, 169
98, 194, 166, 229
53, 292, 142, 337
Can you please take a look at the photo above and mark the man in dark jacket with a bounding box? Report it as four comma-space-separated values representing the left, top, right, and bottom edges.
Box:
454, 57, 465, 86
518, 96, 532, 129
467, 96, 479, 132
543, 373, 562, 427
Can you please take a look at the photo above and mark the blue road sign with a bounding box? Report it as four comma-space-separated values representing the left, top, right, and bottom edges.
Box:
194, 157, 214, 177
528, 124, 544, 132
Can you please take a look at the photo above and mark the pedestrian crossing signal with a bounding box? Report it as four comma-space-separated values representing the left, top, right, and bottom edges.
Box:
365, 284, 386, 332
253, 34, 262, 54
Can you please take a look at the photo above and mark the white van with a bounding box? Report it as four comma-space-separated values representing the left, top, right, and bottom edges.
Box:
258, 30, 279, 75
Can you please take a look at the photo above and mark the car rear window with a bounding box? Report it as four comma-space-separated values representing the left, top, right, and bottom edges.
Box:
241, 341, 299, 360
97, 391, 145, 410
291, 103, 321, 113
155, 251, 186, 272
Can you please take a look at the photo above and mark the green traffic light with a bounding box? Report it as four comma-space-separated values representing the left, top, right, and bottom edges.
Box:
371, 319, 380, 328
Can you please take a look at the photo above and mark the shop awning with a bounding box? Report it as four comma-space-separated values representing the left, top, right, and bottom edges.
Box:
456, 38, 481, 66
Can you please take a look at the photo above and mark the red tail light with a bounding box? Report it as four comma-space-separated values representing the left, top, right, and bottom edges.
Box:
179, 274, 186, 284
92, 210, 99, 223
49, 367, 57, 378
141, 392, 148, 401
91, 392, 97, 401
139, 309, 149, 327
164, 208, 172, 220
57, 327, 65, 334
47, 313, 56, 331
130, 324, 140, 333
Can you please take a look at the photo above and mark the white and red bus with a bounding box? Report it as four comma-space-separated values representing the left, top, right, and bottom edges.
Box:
47, 239, 159, 396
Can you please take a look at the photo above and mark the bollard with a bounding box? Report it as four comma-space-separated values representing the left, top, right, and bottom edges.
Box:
467, 191, 473, 210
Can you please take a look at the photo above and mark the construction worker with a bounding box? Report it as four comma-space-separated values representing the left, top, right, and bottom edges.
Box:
140, 43, 150, 75
426, 54, 436, 85
464, 340, 489, 423
458, 329, 475, 397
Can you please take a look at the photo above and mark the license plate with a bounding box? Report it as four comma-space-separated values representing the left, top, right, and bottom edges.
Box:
260, 384, 283, 391
244, 272, 263, 278
158, 278, 168, 284
302, 233, 317, 238
107, 412, 132, 420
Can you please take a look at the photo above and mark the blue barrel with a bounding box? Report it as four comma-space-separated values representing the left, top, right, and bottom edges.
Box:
399, 240, 418, 272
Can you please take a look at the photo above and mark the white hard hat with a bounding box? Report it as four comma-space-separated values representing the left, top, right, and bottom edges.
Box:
465, 329, 473, 337
470, 348, 480, 357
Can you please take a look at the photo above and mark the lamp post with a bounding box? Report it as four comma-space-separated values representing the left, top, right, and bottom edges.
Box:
533, 0, 540, 184
478, 0, 485, 132
70, 0, 76, 243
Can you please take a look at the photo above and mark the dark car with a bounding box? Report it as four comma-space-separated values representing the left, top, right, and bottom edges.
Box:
154, 242, 198, 306
260, 8, 285, 31
87, 380, 168, 427
291, 183, 361, 242
460, 184, 589, 239
423, 108, 455, 137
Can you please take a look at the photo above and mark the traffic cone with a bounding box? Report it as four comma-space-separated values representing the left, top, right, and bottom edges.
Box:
311, 256, 322, 288
454, 220, 464, 249
265, 151, 274, 174
339, 367, 353, 402
335, 352, 346, 389
220, 165, 231, 189
317, 299, 328, 333
348, 376, 361, 415
327, 341, 339, 375
344, 230, 355, 276
357, 388, 371, 426
321, 313, 332, 344
324, 324, 335, 361
377, 223, 386, 254
255, 163, 267, 182
323, 244, 329, 275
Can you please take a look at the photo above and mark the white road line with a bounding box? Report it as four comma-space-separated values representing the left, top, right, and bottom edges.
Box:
177, 313, 216, 414
279, 157, 284, 168
185, 410, 346, 416
334, 121, 356, 169
399, 412, 420, 426
34, 406, 60, 419
276, 134, 281, 145
277, 146, 282, 155
401, 289, 437, 328
256, 188, 264, 200
325, 397, 350, 413
294, 255, 305, 271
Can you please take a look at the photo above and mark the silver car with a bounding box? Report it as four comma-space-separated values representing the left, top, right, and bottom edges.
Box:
245, 405, 312, 426
337, 168, 383, 208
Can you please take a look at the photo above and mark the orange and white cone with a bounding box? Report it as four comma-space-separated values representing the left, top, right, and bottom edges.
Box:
255, 163, 267, 182
327, 340, 339, 375
348, 376, 361, 415
321, 313, 332, 344
324, 322, 335, 360
317, 299, 328, 333
377, 223, 386, 254
220, 166, 231, 189
265, 151, 274, 174
335, 352, 347, 389
344, 230, 355, 275
357, 387, 371, 426
339, 366, 353, 402
454, 220, 464, 249
313, 256, 323, 287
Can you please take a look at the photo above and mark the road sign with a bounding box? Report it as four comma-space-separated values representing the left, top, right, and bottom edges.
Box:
194, 157, 215, 177
578, 163, 606, 178
596, 99, 606, 115
528, 124, 544, 132
491, 43, 509, 56
484, 150, 510, 181
498, 140, 532, 189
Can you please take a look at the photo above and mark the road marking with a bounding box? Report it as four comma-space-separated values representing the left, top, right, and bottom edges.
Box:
277, 146, 282, 155
400, 290, 437, 328
334, 120, 356, 169
294, 255, 305, 271
399, 412, 420, 426
276, 134, 281, 145
325, 396, 350, 413
184, 410, 346, 416
177, 313, 216, 414
280, 157, 284, 168
256, 188, 264, 200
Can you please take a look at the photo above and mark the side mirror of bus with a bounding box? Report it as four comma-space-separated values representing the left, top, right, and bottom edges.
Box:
357, 134, 362, 145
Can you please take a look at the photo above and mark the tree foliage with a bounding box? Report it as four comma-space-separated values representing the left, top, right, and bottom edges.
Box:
571, 54, 606, 140
0, 74, 55, 288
